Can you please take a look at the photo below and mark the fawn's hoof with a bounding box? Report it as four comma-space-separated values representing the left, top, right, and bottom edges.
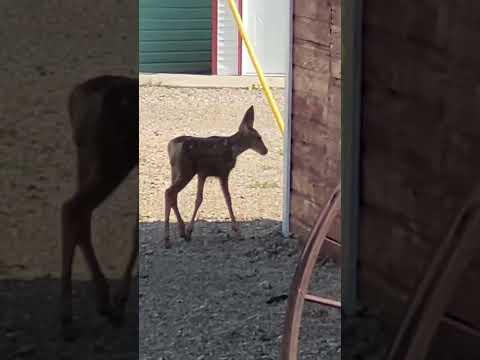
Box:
104, 295, 127, 327
61, 321, 80, 342
184, 228, 193, 242
232, 223, 241, 231
232, 223, 240, 233
96, 293, 113, 319
232, 229, 243, 240
178, 224, 187, 239
113, 289, 128, 310
109, 308, 126, 328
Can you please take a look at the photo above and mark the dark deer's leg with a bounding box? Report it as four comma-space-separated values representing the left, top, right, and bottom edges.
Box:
60, 148, 93, 335
163, 168, 177, 247
185, 175, 206, 241
219, 176, 240, 234
62, 169, 126, 328
164, 196, 172, 248
60, 204, 77, 330
112, 217, 138, 322
164, 172, 195, 246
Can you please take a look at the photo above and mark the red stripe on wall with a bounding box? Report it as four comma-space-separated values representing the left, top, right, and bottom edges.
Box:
211, 0, 218, 75
237, 0, 243, 75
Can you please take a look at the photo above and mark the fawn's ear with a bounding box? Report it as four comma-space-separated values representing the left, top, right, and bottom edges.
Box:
240, 105, 255, 130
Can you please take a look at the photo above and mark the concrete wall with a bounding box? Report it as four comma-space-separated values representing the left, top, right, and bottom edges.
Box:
359, 1, 480, 356
289, 0, 341, 256
1, 1, 138, 280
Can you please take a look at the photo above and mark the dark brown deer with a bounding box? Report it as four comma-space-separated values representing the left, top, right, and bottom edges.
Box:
61, 75, 138, 339
163, 105, 268, 248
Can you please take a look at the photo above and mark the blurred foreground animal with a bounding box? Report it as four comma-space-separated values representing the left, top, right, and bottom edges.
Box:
61, 75, 138, 339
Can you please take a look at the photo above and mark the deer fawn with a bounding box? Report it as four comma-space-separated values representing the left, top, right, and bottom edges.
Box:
61, 75, 138, 339
163, 105, 268, 248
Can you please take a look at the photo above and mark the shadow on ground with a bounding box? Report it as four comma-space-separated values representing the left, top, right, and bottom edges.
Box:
0, 278, 138, 359
140, 218, 341, 360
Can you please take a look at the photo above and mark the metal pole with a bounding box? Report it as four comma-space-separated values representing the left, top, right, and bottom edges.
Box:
226, 0, 285, 134
282, 0, 294, 237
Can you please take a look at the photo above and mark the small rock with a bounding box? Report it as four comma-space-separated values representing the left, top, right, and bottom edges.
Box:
266, 294, 288, 305
14, 344, 36, 356
259, 280, 272, 289
259, 334, 271, 342
94, 340, 107, 352
5, 329, 21, 339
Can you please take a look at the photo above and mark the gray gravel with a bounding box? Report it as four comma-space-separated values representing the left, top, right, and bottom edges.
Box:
139, 86, 341, 359
140, 221, 340, 360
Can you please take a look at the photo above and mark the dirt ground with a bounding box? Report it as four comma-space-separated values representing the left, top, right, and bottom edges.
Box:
139, 86, 341, 359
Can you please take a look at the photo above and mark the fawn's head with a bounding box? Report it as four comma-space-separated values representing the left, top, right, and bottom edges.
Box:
238, 105, 268, 155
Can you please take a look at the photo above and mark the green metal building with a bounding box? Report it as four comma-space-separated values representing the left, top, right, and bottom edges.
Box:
139, 0, 212, 74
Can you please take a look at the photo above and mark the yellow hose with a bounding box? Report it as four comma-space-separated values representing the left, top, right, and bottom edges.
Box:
226, 0, 285, 135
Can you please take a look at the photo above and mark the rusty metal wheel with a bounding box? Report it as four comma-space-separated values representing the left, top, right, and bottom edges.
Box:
280, 184, 341, 360
387, 188, 480, 360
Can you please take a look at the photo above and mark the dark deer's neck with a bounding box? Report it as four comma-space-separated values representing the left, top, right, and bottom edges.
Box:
229, 131, 250, 158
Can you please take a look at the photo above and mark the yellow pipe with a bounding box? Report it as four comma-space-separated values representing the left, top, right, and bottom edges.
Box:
226, 0, 285, 135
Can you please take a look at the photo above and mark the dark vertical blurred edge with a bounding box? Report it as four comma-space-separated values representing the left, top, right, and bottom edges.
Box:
0, 1, 139, 359
341, 0, 363, 358
341, 0, 362, 316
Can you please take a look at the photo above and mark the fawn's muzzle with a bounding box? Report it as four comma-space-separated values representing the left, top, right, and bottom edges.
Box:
256, 143, 268, 155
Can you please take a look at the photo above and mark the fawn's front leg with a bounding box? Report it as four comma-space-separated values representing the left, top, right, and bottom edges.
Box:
219, 176, 240, 235
185, 175, 206, 241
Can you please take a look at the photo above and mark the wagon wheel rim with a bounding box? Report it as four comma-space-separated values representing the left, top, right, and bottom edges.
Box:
387, 192, 480, 360
280, 185, 341, 360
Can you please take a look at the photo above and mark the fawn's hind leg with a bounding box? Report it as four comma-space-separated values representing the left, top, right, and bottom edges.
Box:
164, 170, 195, 247
61, 149, 128, 333
185, 175, 206, 241
112, 217, 138, 323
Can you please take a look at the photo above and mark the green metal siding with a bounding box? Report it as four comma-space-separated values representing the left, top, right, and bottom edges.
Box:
139, 0, 212, 74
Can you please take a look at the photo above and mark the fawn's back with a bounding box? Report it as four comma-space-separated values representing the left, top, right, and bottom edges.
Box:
68, 75, 139, 175
167, 105, 268, 179
168, 135, 238, 178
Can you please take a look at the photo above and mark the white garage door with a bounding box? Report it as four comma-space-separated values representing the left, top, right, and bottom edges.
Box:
241, 0, 289, 76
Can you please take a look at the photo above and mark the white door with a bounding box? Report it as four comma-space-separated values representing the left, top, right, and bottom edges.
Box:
241, 0, 289, 76
217, 0, 239, 75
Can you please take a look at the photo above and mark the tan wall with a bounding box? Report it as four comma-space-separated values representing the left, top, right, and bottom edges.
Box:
1, 1, 138, 280
360, 1, 480, 356
289, 0, 341, 255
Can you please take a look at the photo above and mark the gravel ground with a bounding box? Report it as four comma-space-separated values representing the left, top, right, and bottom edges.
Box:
139, 86, 341, 359
0, 279, 138, 360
